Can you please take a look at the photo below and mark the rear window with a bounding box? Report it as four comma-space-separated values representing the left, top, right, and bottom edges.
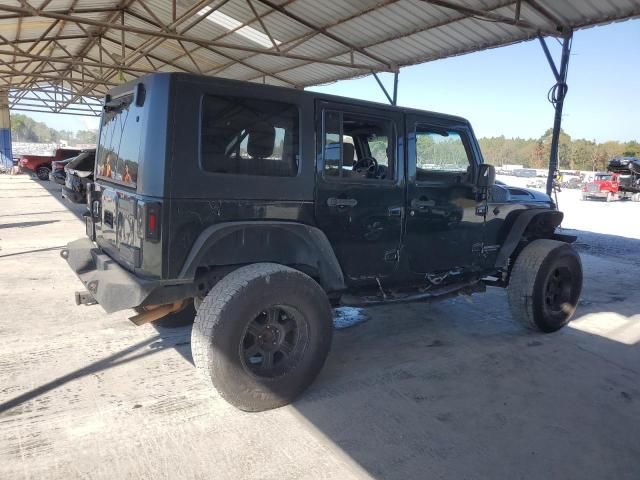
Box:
96, 93, 142, 187
60, 149, 81, 160
67, 151, 95, 171
200, 95, 299, 177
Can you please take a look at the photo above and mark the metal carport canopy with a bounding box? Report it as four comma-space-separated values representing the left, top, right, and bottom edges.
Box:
1, 0, 639, 116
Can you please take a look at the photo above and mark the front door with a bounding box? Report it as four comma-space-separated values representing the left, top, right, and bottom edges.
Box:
405, 115, 484, 275
315, 101, 404, 282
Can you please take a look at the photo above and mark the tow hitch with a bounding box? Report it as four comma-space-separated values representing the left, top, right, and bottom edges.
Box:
75, 290, 97, 306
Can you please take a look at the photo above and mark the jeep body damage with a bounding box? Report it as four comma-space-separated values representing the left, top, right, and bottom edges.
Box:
62, 73, 582, 411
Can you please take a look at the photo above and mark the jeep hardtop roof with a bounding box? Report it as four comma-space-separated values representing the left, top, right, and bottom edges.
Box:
105, 72, 472, 126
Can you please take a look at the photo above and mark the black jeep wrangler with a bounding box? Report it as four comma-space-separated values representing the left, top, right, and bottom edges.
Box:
62, 73, 582, 411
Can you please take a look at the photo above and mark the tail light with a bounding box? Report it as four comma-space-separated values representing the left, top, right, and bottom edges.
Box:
145, 203, 161, 241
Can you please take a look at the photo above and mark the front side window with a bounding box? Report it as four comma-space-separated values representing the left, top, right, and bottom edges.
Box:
415, 126, 471, 180
323, 110, 394, 181
201, 95, 299, 177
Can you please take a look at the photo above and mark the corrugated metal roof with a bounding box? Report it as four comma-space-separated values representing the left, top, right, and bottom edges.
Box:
0, 0, 638, 115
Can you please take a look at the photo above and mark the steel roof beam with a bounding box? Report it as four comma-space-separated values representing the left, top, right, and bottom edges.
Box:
0, 4, 395, 72
255, 0, 394, 70
419, 0, 562, 37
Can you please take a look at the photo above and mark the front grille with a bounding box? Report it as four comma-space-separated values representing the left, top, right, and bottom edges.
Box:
587, 184, 599, 193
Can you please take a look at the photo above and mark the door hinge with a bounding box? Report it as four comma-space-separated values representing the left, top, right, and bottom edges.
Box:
384, 249, 399, 262
472, 243, 501, 255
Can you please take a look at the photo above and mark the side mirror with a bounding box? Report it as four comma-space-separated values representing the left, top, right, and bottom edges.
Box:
477, 164, 496, 188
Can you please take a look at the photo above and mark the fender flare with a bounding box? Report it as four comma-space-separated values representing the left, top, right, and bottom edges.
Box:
494, 209, 564, 269
178, 221, 345, 292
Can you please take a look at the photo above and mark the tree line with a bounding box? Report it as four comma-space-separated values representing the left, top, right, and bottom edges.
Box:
9, 113, 640, 172
11, 113, 97, 145
478, 128, 640, 172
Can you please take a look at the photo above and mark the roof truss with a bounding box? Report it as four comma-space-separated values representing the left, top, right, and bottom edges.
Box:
0, 0, 637, 115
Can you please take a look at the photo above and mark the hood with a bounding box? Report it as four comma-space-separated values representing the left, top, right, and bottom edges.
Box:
493, 181, 554, 206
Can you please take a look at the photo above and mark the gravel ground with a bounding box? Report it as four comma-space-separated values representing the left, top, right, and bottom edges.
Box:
1, 173, 639, 480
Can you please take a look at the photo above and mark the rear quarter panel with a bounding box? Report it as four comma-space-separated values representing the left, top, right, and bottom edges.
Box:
163, 75, 316, 279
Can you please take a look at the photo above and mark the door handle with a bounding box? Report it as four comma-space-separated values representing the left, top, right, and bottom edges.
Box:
388, 206, 402, 217
411, 198, 435, 209
327, 197, 358, 208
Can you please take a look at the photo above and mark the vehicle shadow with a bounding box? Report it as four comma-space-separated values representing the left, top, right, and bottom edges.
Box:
286, 294, 640, 479
0, 336, 163, 414
564, 227, 640, 267
0, 220, 59, 229
34, 175, 87, 221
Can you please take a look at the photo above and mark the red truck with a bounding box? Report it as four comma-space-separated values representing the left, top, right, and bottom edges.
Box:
19, 147, 82, 180
581, 172, 639, 202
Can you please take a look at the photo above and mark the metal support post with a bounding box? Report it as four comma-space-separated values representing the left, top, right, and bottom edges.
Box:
392, 71, 399, 105
538, 31, 573, 196
373, 71, 399, 106
0, 90, 12, 171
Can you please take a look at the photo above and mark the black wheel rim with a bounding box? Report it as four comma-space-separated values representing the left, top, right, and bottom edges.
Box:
240, 306, 309, 378
544, 266, 573, 315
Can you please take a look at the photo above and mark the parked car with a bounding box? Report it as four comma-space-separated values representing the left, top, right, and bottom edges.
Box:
562, 177, 583, 189
608, 156, 640, 175
49, 157, 76, 185
526, 179, 545, 189
19, 148, 82, 180
62, 149, 96, 204
61, 73, 582, 412
514, 168, 537, 178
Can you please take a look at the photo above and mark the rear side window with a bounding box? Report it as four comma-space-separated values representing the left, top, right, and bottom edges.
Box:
200, 95, 299, 177
61, 150, 81, 160
96, 93, 142, 187
68, 151, 95, 171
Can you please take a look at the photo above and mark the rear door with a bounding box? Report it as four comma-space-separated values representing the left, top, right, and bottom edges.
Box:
315, 101, 404, 282
405, 115, 484, 274
93, 91, 145, 271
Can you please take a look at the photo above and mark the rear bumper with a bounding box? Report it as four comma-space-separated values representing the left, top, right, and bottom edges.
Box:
61, 238, 159, 314
583, 191, 609, 198
61, 238, 195, 314
62, 186, 85, 203
50, 173, 66, 185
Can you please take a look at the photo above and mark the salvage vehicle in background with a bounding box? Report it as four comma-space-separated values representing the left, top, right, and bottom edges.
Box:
582, 171, 639, 202
49, 157, 76, 185
526, 179, 545, 189
19, 147, 82, 180
61, 73, 583, 412
62, 149, 96, 204
608, 156, 640, 202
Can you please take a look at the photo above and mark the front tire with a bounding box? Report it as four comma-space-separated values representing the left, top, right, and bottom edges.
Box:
36, 166, 50, 180
508, 239, 582, 333
192, 263, 333, 411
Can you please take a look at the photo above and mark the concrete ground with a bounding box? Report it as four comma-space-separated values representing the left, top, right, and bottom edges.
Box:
0, 174, 639, 480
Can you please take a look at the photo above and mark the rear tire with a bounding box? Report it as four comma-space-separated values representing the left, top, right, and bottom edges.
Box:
36, 166, 50, 180
192, 263, 333, 412
508, 239, 582, 333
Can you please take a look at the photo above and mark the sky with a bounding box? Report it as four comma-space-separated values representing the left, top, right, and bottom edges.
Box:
15, 18, 639, 143
310, 18, 639, 143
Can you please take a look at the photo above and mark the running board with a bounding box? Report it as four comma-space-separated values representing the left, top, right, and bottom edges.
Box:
339, 280, 485, 307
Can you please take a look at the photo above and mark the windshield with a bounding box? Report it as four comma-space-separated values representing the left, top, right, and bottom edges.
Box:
595, 174, 612, 181
96, 93, 142, 188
